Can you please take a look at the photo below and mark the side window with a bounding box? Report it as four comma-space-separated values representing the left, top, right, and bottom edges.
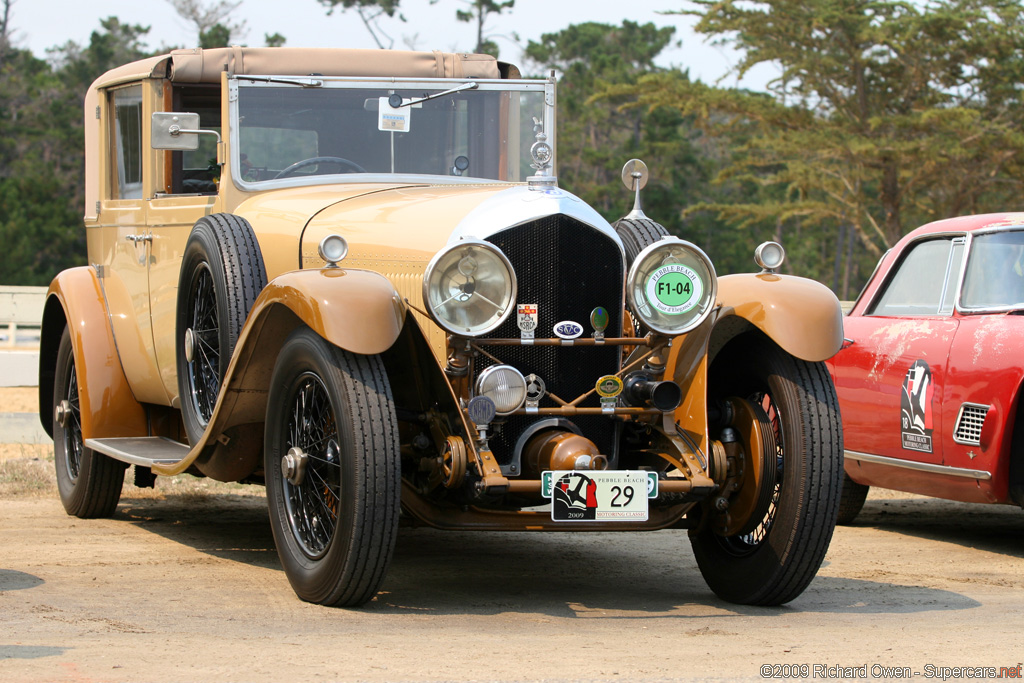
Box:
166, 85, 222, 194
869, 237, 964, 316
111, 85, 143, 199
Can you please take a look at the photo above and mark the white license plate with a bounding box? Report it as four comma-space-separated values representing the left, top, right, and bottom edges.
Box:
544, 470, 649, 522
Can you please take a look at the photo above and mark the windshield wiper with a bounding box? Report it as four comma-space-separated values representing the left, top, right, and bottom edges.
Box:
237, 75, 323, 88
389, 81, 478, 108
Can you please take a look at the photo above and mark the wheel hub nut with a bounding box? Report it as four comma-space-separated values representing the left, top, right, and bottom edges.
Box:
184, 328, 195, 363
282, 447, 309, 486
54, 400, 71, 428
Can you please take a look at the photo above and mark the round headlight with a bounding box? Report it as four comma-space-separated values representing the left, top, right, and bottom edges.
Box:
627, 237, 717, 336
475, 365, 527, 415
423, 240, 516, 336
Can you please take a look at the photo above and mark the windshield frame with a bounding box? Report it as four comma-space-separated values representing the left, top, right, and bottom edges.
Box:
227, 75, 555, 192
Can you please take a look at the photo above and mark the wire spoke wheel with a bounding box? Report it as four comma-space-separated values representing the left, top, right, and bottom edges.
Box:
53, 327, 124, 518
692, 338, 843, 606
61, 356, 84, 481
185, 263, 220, 423
284, 374, 342, 559
717, 391, 783, 555
265, 327, 400, 607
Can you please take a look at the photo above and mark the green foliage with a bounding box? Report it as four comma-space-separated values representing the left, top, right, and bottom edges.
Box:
200, 23, 232, 48
264, 32, 287, 48
0, 18, 155, 285
0, 175, 84, 285
618, 0, 1024, 294
524, 22, 752, 270
456, 0, 515, 56
318, 0, 401, 15
318, 0, 404, 49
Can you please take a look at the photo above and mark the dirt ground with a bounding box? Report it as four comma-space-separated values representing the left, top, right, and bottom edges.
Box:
2, 388, 1023, 683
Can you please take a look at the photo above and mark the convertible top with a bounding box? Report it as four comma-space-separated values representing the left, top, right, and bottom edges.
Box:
89, 47, 507, 90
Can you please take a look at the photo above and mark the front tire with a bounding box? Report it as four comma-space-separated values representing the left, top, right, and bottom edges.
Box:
176, 214, 267, 445
53, 327, 125, 518
265, 328, 401, 607
692, 338, 843, 605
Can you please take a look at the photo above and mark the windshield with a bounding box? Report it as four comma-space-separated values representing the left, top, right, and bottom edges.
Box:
961, 229, 1024, 310
230, 78, 550, 185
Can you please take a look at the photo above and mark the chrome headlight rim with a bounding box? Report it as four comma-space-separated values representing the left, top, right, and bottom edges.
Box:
626, 237, 718, 336
422, 239, 518, 337
475, 364, 528, 416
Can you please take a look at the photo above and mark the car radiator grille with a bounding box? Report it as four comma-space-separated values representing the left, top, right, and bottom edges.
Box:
481, 215, 624, 472
953, 403, 989, 446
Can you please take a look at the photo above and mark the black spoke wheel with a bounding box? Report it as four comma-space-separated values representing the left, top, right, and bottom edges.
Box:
176, 214, 267, 445
53, 327, 125, 518
693, 338, 843, 605
265, 328, 400, 607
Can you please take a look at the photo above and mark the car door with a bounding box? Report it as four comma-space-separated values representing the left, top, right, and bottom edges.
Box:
833, 235, 966, 465
99, 83, 170, 405
146, 82, 223, 401
941, 229, 1024, 501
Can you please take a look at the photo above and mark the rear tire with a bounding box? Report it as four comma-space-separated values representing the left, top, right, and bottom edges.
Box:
836, 473, 869, 525
265, 328, 401, 606
692, 339, 843, 605
53, 327, 125, 518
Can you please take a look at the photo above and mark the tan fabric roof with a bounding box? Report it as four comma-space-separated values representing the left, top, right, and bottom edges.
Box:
90, 48, 504, 90
159, 47, 502, 84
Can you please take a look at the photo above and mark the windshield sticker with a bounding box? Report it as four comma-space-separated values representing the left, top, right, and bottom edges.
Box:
378, 97, 411, 132
645, 264, 702, 315
901, 359, 934, 453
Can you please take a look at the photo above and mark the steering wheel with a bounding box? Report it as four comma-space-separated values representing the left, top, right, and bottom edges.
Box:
274, 156, 367, 179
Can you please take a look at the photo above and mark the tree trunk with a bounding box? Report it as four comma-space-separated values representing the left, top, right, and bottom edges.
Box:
880, 154, 902, 245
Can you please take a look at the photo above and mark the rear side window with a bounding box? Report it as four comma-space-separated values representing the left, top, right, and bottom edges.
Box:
869, 237, 964, 316
111, 85, 143, 199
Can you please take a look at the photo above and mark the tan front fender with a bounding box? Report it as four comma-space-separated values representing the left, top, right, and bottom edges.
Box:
252, 268, 407, 356
154, 267, 407, 480
714, 273, 844, 362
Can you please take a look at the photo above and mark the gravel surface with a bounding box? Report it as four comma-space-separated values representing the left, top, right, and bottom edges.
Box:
2, 389, 1023, 682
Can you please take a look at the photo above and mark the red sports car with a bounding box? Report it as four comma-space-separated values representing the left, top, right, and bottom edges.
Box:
828, 213, 1024, 523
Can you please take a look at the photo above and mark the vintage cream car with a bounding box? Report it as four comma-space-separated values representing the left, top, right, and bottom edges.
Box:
38, 47, 845, 607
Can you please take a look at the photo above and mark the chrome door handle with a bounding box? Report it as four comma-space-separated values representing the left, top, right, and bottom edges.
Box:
125, 233, 153, 243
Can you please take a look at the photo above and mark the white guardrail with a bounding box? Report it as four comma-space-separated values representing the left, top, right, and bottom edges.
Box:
0, 286, 46, 349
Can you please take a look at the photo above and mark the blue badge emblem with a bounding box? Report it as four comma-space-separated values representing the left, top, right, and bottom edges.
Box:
553, 320, 584, 339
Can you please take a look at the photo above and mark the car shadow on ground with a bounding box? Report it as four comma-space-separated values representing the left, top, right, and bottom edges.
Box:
113, 493, 982, 618
845, 496, 1024, 558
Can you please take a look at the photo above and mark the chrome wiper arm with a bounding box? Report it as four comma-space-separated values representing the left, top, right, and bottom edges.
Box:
237, 75, 323, 88
393, 81, 478, 108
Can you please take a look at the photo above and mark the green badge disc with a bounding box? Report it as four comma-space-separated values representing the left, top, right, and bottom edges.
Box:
645, 264, 703, 315
595, 374, 624, 398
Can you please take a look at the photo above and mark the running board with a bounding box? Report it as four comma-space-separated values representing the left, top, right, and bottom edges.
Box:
85, 437, 190, 467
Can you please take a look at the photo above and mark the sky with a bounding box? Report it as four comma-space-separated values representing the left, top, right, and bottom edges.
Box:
7, 0, 775, 90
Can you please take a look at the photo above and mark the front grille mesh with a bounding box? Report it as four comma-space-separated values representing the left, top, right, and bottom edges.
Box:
953, 404, 988, 446
480, 216, 624, 469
